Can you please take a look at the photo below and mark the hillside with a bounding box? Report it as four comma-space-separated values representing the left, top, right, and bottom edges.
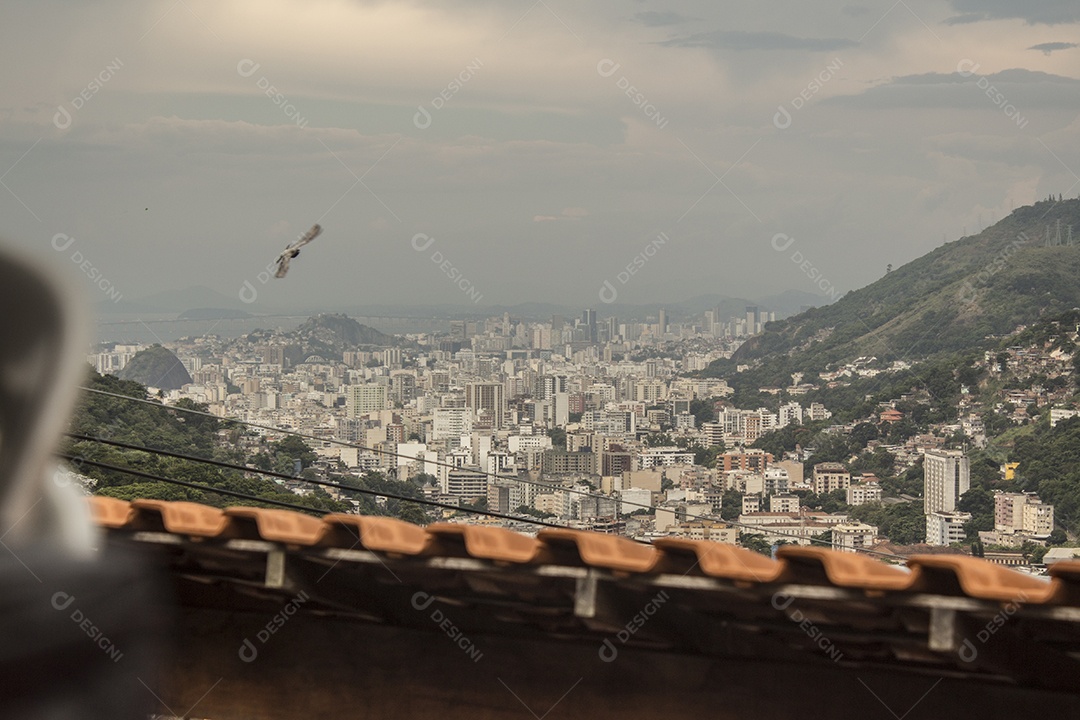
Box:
117, 345, 193, 390
710, 197, 1080, 384
280, 313, 405, 364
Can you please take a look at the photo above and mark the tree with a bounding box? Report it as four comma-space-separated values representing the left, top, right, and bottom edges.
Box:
547, 427, 567, 450
739, 533, 772, 556
720, 489, 743, 521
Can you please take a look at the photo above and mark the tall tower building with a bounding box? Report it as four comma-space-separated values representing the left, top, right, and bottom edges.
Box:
581, 309, 597, 343
658, 308, 667, 335
924, 449, 970, 514
745, 306, 759, 336
467, 382, 505, 430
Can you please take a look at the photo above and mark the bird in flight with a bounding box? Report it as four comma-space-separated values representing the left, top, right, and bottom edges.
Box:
275, 224, 322, 278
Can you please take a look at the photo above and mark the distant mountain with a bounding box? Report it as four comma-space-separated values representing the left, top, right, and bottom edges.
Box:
117, 345, 192, 390
274, 314, 405, 364
713, 197, 1080, 382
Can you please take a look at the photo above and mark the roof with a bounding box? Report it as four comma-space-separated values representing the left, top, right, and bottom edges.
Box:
90, 496, 1080, 603
89, 496, 1080, 715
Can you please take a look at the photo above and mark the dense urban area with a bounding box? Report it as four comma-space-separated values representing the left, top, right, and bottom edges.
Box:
72, 290, 1080, 571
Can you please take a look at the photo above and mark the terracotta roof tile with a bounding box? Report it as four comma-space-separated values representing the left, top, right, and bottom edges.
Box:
321, 514, 432, 556
129, 499, 232, 538
778, 545, 911, 591
426, 523, 550, 564
88, 496, 134, 529
907, 555, 1053, 603
225, 507, 327, 546
85, 499, 1077, 607
538, 528, 659, 573
652, 538, 786, 583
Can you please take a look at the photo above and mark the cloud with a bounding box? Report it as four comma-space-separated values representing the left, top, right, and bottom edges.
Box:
1028, 41, 1078, 55
657, 29, 858, 52
533, 215, 558, 222
630, 11, 695, 27
945, 0, 1080, 25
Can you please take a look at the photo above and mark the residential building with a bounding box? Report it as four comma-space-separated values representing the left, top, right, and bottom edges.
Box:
846, 481, 882, 506
812, 462, 851, 494
832, 523, 878, 553
924, 449, 969, 514
926, 510, 971, 546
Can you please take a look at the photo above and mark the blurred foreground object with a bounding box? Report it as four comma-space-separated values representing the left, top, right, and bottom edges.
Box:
0, 240, 169, 718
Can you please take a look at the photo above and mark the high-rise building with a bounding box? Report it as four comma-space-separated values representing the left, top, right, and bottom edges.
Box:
467, 382, 505, 430
923, 449, 970, 514
658, 308, 667, 335
346, 383, 387, 418
581, 308, 597, 343
745, 306, 759, 336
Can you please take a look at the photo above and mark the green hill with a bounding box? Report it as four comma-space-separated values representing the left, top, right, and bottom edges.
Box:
709, 197, 1080, 385
117, 345, 193, 390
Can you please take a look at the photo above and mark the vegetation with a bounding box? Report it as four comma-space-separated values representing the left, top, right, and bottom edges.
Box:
66, 369, 428, 521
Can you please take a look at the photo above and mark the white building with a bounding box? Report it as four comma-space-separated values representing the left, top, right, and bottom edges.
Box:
846, 481, 882, 506
926, 510, 971, 546
832, 523, 878, 553
923, 449, 970, 514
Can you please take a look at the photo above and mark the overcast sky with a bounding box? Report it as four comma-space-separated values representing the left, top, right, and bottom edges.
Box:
2, 0, 1078, 316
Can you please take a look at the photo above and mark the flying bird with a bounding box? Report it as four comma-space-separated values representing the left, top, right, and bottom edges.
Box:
275, 224, 322, 278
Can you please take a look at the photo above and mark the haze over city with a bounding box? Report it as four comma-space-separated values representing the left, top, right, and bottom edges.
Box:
2, 0, 1079, 312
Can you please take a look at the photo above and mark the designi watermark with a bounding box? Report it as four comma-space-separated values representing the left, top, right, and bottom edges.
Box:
51, 233, 122, 303
774, 58, 842, 130
598, 590, 669, 662
598, 232, 669, 304
238, 591, 310, 662
414, 59, 483, 129
771, 592, 843, 662
54, 58, 124, 130
770, 233, 841, 301
956, 60, 1029, 129
957, 231, 1029, 304
51, 591, 124, 663
411, 233, 483, 304
597, 59, 669, 130
411, 591, 483, 662
237, 59, 308, 128
958, 590, 1029, 662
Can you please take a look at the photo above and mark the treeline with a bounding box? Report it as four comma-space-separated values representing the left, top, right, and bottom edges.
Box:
64, 370, 427, 521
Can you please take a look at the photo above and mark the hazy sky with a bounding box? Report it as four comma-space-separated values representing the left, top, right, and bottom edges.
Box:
2, 0, 1079, 314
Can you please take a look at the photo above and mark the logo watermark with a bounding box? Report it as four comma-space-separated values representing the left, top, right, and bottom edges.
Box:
597, 59, 669, 130
957, 590, 1028, 662
956, 60, 1028, 129
54, 58, 124, 130
770, 233, 841, 301
51, 233, 123, 303
51, 591, 124, 662
413, 58, 484, 129
957, 231, 1028, 304
598, 232, 669, 304
238, 591, 310, 662
597, 590, 669, 662
773, 58, 843, 129
237, 59, 308, 128
411, 591, 483, 662
411, 233, 483, 304
771, 592, 843, 661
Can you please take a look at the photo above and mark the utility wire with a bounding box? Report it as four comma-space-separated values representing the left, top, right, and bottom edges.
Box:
76, 385, 911, 561
63, 433, 569, 530
56, 453, 327, 516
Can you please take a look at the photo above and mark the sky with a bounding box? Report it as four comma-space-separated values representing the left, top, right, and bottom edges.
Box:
1, 0, 1079, 316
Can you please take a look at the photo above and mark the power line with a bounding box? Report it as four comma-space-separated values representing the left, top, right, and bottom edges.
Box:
76, 385, 910, 560
63, 432, 569, 530
56, 453, 328, 516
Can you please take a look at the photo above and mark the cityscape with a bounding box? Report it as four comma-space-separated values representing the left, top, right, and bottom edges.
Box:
84, 293, 1076, 568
